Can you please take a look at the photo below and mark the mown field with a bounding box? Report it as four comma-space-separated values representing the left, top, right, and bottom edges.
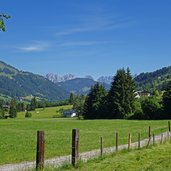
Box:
17, 105, 72, 118
0, 106, 170, 165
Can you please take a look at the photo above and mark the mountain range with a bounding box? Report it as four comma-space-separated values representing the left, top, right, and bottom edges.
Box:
57, 78, 110, 95
45, 73, 113, 85
45, 73, 75, 83
0, 60, 171, 101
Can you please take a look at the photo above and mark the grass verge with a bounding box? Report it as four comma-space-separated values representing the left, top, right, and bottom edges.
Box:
41, 142, 171, 171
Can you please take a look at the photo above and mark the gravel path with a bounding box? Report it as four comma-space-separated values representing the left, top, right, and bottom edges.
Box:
0, 131, 170, 171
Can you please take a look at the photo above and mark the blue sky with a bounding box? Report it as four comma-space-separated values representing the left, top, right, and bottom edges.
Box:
0, 0, 171, 79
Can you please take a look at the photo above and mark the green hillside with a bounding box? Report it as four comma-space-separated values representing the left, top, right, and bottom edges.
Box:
1, 60, 171, 100
135, 66, 171, 92
57, 78, 97, 95
0, 61, 18, 77
17, 105, 72, 118
0, 61, 69, 101
57, 78, 110, 95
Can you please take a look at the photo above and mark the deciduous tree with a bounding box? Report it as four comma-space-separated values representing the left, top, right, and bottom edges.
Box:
0, 14, 10, 31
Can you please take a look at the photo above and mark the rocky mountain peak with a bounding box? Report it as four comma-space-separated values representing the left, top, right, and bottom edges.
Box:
97, 76, 113, 84
45, 73, 75, 83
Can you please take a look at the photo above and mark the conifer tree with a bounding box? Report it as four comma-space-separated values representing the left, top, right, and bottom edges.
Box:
163, 81, 171, 118
9, 98, 17, 118
69, 92, 75, 105
30, 97, 37, 111
107, 68, 135, 119
83, 83, 107, 119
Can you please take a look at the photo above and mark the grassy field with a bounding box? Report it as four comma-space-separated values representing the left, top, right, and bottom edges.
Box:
17, 105, 72, 118
0, 109, 170, 165
50, 142, 171, 171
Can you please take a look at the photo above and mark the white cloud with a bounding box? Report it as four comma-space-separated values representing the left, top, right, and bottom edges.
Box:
18, 41, 50, 52
55, 27, 96, 37
60, 41, 110, 47
19, 46, 43, 52
55, 14, 131, 37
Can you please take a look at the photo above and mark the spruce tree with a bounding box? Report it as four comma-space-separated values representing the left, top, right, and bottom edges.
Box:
9, 98, 17, 118
107, 68, 135, 119
30, 97, 37, 111
83, 83, 107, 119
163, 81, 171, 118
125, 68, 136, 115
69, 92, 75, 105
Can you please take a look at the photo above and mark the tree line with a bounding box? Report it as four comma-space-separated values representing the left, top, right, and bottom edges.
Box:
1, 68, 171, 120
0, 97, 71, 119
82, 68, 135, 119
76, 68, 171, 120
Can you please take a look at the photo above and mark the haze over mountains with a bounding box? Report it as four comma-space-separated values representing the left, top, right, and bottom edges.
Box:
45, 73, 111, 95
0, 60, 171, 101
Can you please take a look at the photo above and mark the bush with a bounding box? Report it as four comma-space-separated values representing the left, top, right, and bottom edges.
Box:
25, 111, 32, 118
0, 109, 5, 119
141, 97, 162, 120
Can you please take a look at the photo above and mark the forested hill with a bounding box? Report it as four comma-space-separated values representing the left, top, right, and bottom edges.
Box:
0, 61, 69, 101
57, 78, 110, 95
1, 60, 171, 101
135, 66, 171, 91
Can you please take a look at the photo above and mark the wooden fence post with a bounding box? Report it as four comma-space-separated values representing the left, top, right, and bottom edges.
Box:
160, 133, 163, 144
72, 129, 79, 167
147, 126, 151, 147
148, 126, 151, 138
153, 134, 155, 145
167, 131, 170, 140
168, 132, 171, 142
138, 133, 141, 149
36, 131, 45, 170
100, 137, 103, 157
116, 132, 118, 152
128, 133, 131, 150
168, 121, 171, 132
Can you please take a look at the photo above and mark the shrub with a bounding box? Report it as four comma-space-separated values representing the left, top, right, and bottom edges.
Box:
0, 109, 5, 119
141, 97, 162, 120
25, 111, 32, 118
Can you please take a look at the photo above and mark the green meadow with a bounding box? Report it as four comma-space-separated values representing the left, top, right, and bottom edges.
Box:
17, 105, 72, 119
0, 106, 170, 165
